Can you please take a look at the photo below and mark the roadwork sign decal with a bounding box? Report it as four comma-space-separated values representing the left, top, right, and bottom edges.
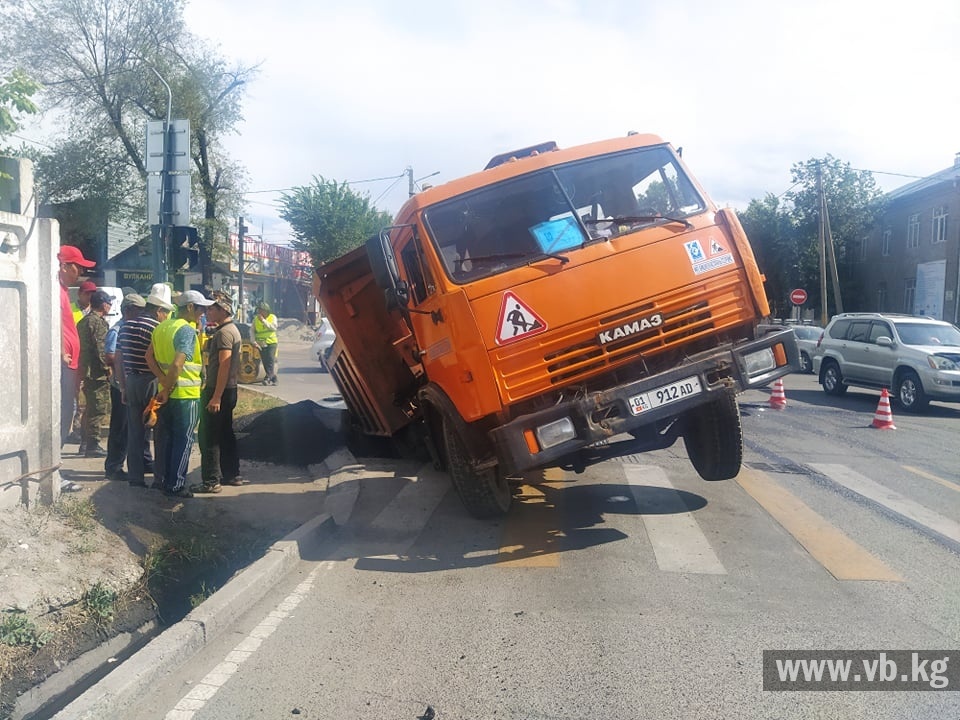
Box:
496, 291, 546, 345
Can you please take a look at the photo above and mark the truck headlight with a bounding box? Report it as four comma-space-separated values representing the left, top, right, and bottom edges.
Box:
744, 347, 776, 376
535, 417, 576, 450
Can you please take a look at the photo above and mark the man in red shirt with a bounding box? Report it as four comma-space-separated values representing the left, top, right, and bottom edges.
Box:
58, 245, 96, 447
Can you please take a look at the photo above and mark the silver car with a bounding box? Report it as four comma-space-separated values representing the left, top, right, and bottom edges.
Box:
812, 313, 960, 412
757, 323, 823, 374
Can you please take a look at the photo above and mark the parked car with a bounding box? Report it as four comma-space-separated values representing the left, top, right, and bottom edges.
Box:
812, 312, 960, 412
757, 322, 823, 374
311, 318, 336, 372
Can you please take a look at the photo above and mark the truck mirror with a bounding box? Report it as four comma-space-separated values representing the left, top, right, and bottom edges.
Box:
365, 230, 408, 308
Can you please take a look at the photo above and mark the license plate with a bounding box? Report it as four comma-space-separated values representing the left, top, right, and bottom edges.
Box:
628, 376, 702, 415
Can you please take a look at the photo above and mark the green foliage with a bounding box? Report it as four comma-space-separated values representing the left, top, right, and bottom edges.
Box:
4, 0, 255, 280
0, 69, 40, 137
739, 155, 884, 317
189, 582, 215, 609
82, 583, 117, 625
280, 177, 394, 267
0, 610, 51, 650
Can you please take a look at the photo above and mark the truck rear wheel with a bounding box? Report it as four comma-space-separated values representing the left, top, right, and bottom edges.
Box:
442, 415, 512, 518
682, 391, 742, 481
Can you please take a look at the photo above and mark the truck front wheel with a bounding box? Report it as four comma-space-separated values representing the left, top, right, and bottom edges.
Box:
682, 391, 743, 481
442, 415, 512, 518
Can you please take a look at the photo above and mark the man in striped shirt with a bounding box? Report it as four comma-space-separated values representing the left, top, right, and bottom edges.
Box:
117, 291, 172, 488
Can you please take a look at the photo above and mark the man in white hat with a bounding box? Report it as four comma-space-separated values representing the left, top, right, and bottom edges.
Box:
148, 282, 172, 308
146, 290, 213, 498
117, 291, 172, 488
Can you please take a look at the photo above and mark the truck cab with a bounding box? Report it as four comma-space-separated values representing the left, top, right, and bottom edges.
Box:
316, 134, 798, 517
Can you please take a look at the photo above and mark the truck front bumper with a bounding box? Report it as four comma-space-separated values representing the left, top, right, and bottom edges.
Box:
490, 329, 799, 474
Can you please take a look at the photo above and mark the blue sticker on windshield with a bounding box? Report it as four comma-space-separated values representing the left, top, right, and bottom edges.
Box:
529, 216, 583, 253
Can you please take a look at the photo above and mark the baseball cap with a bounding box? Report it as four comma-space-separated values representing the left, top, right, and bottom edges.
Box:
90, 289, 113, 307
78, 280, 98, 293
211, 294, 234, 314
57, 245, 96, 268
175, 290, 214, 307
121, 293, 147, 309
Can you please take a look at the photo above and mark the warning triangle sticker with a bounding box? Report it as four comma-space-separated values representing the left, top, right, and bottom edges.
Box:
709, 237, 726, 256
496, 291, 547, 345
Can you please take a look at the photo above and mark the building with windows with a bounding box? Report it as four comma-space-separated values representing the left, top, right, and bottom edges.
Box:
856, 154, 960, 324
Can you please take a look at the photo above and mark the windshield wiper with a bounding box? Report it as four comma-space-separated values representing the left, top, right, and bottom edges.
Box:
583, 214, 694, 230
458, 251, 569, 266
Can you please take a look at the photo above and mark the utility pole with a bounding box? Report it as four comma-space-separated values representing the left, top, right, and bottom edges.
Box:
407, 166, 415, 197
817, 164, 828, 326
816, 162, 844, 323
238, 216, 246, 320
824, 194, 844, 316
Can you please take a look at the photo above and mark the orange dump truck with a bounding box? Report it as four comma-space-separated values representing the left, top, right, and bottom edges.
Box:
314, 134, 798, 517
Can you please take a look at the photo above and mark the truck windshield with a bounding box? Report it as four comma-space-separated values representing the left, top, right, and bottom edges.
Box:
423, 145, 704, 282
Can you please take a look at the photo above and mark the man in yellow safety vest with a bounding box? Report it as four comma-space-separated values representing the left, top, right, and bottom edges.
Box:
146, 290, 214, 498
254, 301, 279, 385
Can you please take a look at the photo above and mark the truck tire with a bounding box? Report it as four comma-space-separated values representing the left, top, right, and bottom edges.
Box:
442, 415, 512, 518
682, 391, 742, 481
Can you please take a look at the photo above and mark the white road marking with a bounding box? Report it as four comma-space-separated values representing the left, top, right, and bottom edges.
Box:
811, 463, 960, 548
164, 565, 327, 720
623, 464, 726, 575
356, 464, 450, 559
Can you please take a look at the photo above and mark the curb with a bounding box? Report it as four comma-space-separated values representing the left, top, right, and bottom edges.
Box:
52, 449, 360, 720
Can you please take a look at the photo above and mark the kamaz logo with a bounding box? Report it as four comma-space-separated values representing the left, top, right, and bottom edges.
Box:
598, 313, 663, 345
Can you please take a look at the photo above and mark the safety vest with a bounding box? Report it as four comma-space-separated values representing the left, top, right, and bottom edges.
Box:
254, 314, 278, 345
72, 303, 83, 324
152, 318, 202, 399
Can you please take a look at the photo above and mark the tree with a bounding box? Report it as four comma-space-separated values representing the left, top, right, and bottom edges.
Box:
739, 155, 885, 318
738, 194, 798, 318
3, 0, 254, 284
280, 177, 394, 268
0, 69, 39, 139
784, 156, 884, 314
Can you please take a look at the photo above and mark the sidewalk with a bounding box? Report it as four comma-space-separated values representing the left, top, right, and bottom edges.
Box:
0, 434, 333, 718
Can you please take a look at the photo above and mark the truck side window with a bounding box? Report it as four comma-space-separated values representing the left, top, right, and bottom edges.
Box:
400, 239, 430, 306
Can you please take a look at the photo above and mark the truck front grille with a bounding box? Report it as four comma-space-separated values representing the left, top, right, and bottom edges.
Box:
494, 274, 752, 403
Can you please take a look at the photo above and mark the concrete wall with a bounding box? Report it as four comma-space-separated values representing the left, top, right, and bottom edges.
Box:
0, 157, 62, 508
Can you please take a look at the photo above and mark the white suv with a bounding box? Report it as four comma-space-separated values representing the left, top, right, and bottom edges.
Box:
812, 313, 960, 412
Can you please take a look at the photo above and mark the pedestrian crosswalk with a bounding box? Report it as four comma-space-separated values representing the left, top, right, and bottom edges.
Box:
334, 455, 956, 583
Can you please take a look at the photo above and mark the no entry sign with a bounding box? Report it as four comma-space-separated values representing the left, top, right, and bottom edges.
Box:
790, 288, 808, 305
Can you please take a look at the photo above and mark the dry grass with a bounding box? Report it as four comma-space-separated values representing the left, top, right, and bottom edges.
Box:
235, 387, 285, 418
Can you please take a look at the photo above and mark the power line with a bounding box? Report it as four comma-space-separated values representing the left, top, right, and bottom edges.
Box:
243, 172, 407, 197
4, 132, 54, 149
373, 174, 405, 206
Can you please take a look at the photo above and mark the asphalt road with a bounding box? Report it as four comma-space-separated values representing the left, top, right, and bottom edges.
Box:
246, 336, 343, 408
129, 369, 960, 720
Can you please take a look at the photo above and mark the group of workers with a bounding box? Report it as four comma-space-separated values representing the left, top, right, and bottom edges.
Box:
57, 244, 280, 498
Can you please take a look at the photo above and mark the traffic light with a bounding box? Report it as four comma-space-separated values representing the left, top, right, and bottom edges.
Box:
172, 226, 200, 270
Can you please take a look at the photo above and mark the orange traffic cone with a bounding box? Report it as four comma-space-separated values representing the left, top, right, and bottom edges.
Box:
769, 377, 787, 410
871, 388, 897, 430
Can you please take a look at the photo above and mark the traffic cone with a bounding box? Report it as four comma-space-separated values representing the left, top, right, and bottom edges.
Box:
769, 377, 787, 410
871, 388, 897, 430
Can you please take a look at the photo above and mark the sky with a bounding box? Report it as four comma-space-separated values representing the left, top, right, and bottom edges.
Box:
179, 0, 960, 243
